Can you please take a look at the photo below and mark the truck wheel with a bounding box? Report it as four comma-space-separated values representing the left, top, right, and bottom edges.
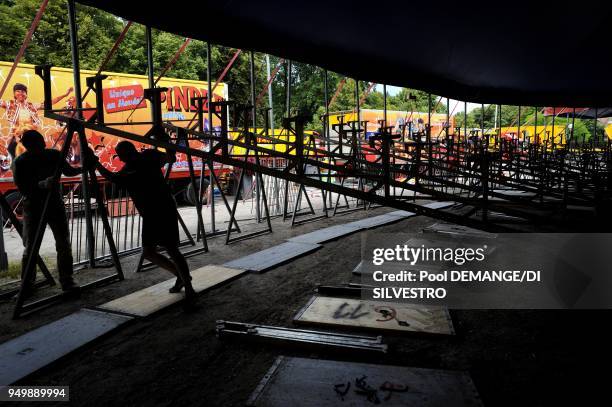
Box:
185, 181, 210, 206
1, 191, 24, 228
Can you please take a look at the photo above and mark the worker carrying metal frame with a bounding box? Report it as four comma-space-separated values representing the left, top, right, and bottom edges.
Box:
93, 139, 197, 310
11, 129, 83, 296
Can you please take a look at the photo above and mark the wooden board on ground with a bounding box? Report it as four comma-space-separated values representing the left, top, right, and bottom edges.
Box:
349, 214, 409, 229
422, 201, 455, 210
0, 309, 132, 386
423, 222, 497, 238
224, 242, 321, 272
287, 224, 362, 244
247, 356, 482, 407
294, 296, 454, 335
98, 265, 245, 317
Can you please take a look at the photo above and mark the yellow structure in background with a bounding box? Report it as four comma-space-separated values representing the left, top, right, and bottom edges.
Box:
229, 128, 320, 156
329, 109, 453, 138
486, 125, 568, 145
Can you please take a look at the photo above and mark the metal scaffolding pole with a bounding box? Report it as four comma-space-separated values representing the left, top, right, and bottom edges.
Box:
67, 0, 95, 267
250, 51, 261, 222
324, 69, 332, 208
206, 42, 215, 232
145, 26, 155, 89
266, 54, 280, 213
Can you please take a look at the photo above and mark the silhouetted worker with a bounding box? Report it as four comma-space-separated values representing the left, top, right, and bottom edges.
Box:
94, 141, 197, 309
11, 130, 82, 295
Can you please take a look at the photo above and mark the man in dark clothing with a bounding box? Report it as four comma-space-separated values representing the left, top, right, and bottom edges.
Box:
12, 130, 82, 294
95, 141, 196, 308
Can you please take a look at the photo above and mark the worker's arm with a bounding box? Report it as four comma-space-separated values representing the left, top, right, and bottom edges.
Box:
95, 161, 119, 183
61, 161, 83, 177
94, 159, 129, 188
143, 148, 175, 168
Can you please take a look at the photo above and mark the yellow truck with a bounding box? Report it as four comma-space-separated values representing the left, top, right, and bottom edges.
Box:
0, 60, 230, 210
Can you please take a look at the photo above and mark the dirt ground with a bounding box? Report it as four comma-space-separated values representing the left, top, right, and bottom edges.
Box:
2, 205, 611, 406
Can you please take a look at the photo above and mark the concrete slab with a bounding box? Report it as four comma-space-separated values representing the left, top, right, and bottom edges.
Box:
294, 296, 454, 335
248, 356, 482, 406
98, 265, 246, 317
0, 309, 132, 386
287, 224, 362, 244
224, 242, 322, 273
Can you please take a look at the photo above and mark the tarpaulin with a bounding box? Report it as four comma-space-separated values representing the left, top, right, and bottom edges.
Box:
76, 1, 612, 106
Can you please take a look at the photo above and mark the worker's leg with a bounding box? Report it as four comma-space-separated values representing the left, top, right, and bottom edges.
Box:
164, 245, 195, 297
142, 245, 178, 277
20, 207, 41, 290
47, 204, 76, 290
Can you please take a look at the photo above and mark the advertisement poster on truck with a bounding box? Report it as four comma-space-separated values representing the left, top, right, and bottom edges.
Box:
0, 61, 228, 191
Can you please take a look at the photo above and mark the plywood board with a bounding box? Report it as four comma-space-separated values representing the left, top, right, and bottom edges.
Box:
385, 210, 416, 218
224, 242, 321, 272
98, 265, 245, 317
288, 224, 362, 244
349, 214, 407, 229
247, 356, 482, 407
383, 201, 453, 219
423, 222, 497, 238
423, 201, 455, 210
0, 309, 132, 386
294, 296, 454, 335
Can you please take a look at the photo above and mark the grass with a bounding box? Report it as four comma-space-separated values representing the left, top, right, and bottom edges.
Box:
0, 257, 57, 281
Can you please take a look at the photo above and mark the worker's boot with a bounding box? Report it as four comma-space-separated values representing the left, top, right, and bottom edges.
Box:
60, 277, 81, 298
169, 275, 192, 293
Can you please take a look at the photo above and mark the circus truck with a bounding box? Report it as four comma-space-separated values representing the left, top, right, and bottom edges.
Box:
328, 109, 453, 161
0, 61, 230, 220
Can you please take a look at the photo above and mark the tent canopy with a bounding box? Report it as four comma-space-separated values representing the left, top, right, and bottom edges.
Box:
77, 1, 612, 106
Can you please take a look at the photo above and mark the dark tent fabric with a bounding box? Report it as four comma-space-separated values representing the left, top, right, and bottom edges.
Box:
573, 108, 612, 119
76, 1, 612, 106
544, 107, 612, 118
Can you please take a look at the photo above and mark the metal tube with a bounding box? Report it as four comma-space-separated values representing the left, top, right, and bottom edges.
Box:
266, 54, 279, 213
285, 60, 292, 116
534, 107, 538, 144
250, 51, 260, 222
383, 84, 387, 125
145, 26, 154, 89
593, 107, 598, 144
67, 0, 83, 115
570, 107, 576, 145
464, 101, 467, 141
67, 0, 96, 266
324, 69, 332, 208
206, 42, 215, 232
428, 94, 432, 179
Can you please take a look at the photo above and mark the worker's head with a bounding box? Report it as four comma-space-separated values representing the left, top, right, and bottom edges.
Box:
21, 130, 46, 153
115, 141, 138, 163
13, 83, 28, 102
